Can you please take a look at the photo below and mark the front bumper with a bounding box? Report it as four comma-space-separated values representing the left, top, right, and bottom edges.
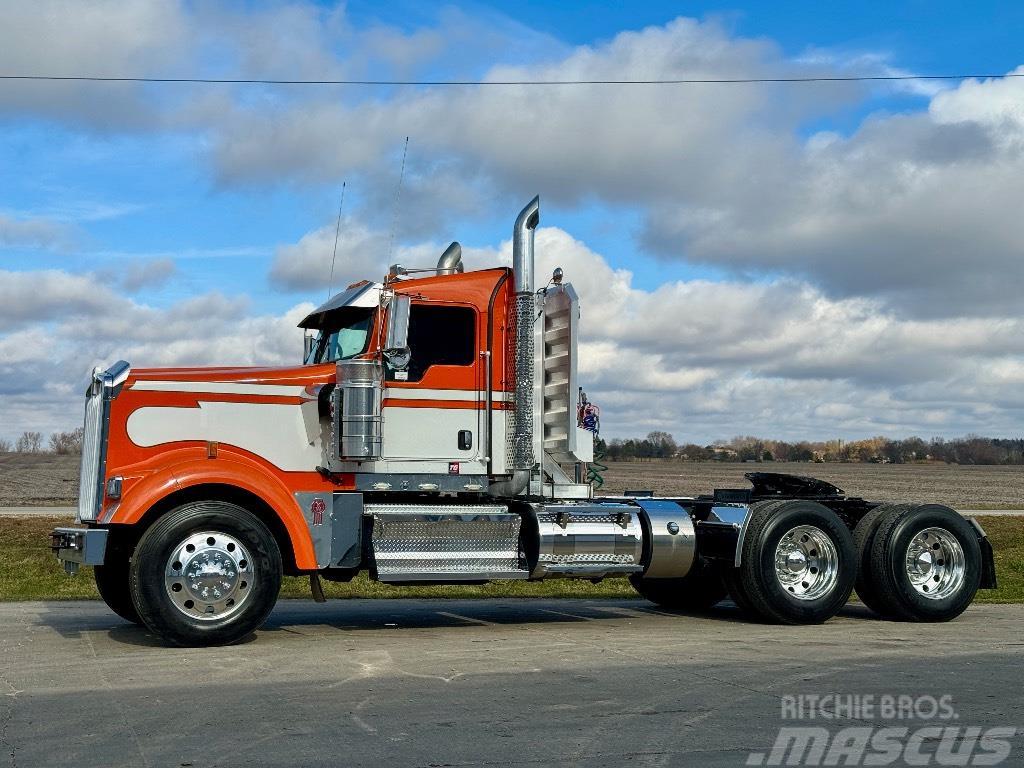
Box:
50, 527, 108, 574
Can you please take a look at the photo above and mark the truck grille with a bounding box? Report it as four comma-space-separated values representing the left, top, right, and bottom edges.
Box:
77, 361, 130, 523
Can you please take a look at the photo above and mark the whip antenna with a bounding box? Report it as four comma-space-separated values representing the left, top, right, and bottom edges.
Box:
386, 136, 409, 262
326, 181, 346, 301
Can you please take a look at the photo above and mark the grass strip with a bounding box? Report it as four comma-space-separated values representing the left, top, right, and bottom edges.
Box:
1, 515, 1019, 602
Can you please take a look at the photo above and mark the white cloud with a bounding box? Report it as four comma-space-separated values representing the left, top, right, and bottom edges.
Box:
0, 214, 74, 250
1, 6, 1023, 441
3, 227, 1024, 442
0, 268, 310, 440
119, 257, 177, 291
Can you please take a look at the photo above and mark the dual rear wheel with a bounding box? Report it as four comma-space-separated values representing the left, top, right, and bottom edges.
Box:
854, 503, 981, 622
632, 500, 982, 624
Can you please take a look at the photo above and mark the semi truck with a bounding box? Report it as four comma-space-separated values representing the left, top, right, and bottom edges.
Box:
51, 197, 996, 646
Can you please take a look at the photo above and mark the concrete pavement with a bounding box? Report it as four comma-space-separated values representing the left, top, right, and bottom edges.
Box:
2, 599, 1022, 767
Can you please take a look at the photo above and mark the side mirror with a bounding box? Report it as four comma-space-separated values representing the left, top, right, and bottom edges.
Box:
303, 332, 317, 364
383, 294, 411, 370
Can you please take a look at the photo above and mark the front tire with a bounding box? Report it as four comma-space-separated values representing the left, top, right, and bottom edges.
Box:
94, 556, 142, 625
129, 501, 282, 646
725, 500, 856, 624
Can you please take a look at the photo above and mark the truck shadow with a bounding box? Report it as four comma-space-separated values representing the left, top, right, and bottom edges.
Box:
36, 598, 880, 648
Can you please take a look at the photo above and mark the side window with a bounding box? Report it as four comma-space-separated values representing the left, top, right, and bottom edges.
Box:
393, 304, 476, 382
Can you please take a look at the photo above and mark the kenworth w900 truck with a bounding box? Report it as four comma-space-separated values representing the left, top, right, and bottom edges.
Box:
51, 197, 996, 646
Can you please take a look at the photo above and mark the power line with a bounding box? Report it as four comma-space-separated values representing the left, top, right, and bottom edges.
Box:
0, 73, 1021, 86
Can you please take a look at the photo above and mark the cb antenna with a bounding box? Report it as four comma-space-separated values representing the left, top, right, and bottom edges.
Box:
326, 181, 346, 301
386, 136, 409, 263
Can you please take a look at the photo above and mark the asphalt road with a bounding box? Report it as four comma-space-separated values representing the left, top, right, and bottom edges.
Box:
2, 599, 1022, 768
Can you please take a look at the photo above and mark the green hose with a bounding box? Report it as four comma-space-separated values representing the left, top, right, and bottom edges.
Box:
587, 446, 608, 489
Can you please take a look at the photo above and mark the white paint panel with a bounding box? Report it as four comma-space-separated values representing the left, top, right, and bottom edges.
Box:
127, 401, 321, 471
132, 381, 307, 397
381, 406, 478, 460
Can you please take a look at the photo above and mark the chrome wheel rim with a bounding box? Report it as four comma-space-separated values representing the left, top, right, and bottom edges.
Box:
905, 527, 965, 600
774, 525, 840, 601
164, 531, 254, 621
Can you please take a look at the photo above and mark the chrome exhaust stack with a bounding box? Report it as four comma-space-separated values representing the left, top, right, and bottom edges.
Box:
436, 241, 463, 275
509, 196, 540, 472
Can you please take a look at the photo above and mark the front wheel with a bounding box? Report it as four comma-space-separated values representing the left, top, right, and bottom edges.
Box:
129, 501, 282, 646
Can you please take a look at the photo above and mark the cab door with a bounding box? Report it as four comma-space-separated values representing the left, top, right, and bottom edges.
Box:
380, 300, 484, 469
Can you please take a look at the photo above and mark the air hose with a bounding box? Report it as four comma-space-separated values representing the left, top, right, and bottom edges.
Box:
587, 446, 608, 490
578, 388, 605, 489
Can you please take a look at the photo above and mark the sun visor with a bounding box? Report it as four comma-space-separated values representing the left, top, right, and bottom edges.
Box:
298, 282, 382, 329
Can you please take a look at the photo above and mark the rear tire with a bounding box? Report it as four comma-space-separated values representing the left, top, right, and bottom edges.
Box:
852, 503, 913, 617
94, 556, 141, 625
726, 499, 856, 624
866, 504, 981, 622
129, 501, 282, 646
630, 559, 728, 612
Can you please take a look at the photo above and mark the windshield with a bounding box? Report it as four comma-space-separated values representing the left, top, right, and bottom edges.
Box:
307, 308, 375, 364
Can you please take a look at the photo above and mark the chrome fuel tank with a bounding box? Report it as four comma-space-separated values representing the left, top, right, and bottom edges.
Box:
529, 503, 643, 579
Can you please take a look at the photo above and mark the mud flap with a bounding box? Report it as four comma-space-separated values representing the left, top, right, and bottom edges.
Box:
967, 518, 998, 590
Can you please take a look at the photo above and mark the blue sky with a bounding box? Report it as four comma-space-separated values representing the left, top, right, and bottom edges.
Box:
2, 1, 1023, 443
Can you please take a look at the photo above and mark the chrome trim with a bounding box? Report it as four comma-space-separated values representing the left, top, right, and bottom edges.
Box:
512, 196, 540, 294
510, 196, 540, 470
164, 530, 255, 621
633, 499, 696, 579
487, 469, 531, 497
436, 241, 464, 275
481, 350, 492, 465
354, 472, 488, 493
706, 503, 752, 567
297, 282, 382, 328
905, 526, 967, 600
334, 358, 383, 461
77, 361, 130, 523
367, 504, 527, 581
773, 524, 840, 601
530, 502, 644, 579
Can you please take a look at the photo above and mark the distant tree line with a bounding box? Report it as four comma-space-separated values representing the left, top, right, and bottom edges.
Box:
598, 432, 1024, 466
0, 429, 84, 455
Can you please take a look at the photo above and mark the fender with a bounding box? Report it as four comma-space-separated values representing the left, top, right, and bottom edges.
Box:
106, 448, 318, 569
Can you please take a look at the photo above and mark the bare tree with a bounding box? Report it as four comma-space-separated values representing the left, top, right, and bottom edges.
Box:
49, 428, 85, 455
15, 431, 44, 453
0, 437, 11, 453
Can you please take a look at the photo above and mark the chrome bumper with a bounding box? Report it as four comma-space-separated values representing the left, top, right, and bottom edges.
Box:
50, 527, 108, 574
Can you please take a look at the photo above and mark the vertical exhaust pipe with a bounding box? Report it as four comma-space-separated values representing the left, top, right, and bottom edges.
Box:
509, 196, 540, 471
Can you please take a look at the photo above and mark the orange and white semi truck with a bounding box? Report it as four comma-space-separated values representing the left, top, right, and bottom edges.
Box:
51, 197, 996, 646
